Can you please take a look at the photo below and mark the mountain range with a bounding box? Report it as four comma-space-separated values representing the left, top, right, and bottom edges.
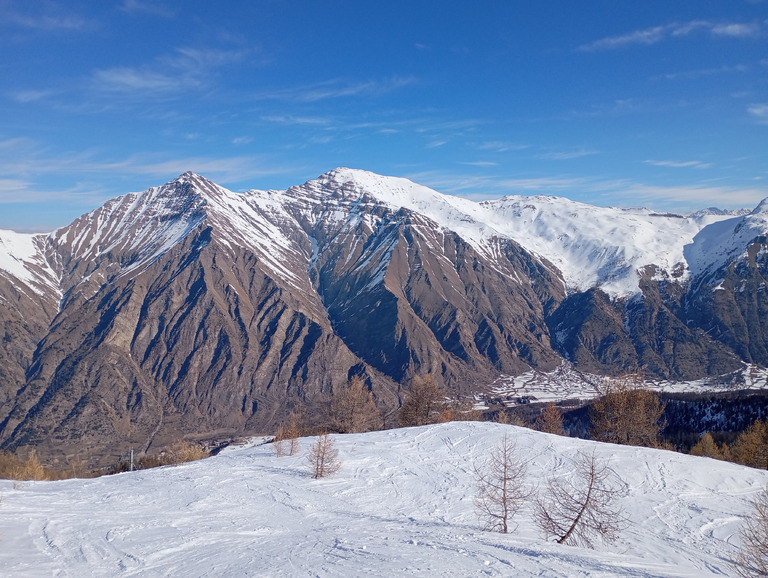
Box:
1, 168, 766, 465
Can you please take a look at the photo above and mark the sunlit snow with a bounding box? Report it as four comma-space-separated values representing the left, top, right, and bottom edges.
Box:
0, 422, 764, 577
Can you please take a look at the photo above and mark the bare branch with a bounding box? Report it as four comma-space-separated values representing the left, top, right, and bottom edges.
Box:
534, 450, 626, 548
735, 486, 768, 577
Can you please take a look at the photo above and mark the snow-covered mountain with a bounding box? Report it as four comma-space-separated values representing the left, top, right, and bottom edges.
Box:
0, 422, 764, 577
0, 169, 766, 465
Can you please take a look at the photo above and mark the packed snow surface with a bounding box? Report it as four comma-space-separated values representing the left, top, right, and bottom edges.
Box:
1, 422, 765, 577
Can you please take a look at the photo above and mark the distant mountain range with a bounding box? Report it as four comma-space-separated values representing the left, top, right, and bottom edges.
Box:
1, 168, 766, 465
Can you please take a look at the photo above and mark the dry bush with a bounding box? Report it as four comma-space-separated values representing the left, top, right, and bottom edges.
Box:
399, 374, 448, 427
307, 433, 341, 479
589, 376, 665, 448
329, 376, 382, 433
474, 433, 530, 533
536, 402, 564, 435
163, 441, 209, 465
534, 450, 626, 548
735, 486, 768, 577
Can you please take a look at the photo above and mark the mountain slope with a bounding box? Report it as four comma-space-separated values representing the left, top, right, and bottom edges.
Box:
0, 169, 767, 464
0, 422, 764, 577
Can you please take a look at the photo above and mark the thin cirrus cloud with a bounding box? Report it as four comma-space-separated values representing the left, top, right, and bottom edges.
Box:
748, 103, 768, 124
644, 159, 712, 169
251, 76, 417, 103
4, 10, 94, 31
92, 67, 199, 93
91, 46, 248, 94
119, 0, 175, 18
408, 170, 767, 210
579, 20, 762, 51
536, 149, 599, 160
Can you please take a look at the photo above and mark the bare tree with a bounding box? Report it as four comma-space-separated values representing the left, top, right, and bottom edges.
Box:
589, 376, 665, 448
534, 450, 626, 548
474, 433, 530, 533
329, 376, 382, 433
399, 374, 447, 427
307, 433, 341, 479
735, 486, 768, 577
536, 402, 564, 435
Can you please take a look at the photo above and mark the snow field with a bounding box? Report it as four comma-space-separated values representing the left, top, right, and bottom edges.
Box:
1, 422, 766, 577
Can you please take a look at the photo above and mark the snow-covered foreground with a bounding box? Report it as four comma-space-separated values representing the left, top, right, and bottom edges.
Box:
1, 422, 766, 577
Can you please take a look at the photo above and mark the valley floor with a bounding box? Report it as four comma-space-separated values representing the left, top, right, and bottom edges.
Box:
0, 422, 766, 577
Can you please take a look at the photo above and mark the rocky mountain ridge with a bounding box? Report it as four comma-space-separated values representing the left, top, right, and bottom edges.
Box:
0, 169, 766, 465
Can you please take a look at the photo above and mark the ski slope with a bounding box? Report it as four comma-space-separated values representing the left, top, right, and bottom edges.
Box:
0, 422, 765, 577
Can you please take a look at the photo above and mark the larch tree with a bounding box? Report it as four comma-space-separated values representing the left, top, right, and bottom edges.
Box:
536, 402, 564, 435
732, 419, 768, 470
307, 433, 341, 479
534, 450, 626, 548
398, 374, 447, 427
589, 376, 665, 448
329, 376, 382, 434
274, 410, 303, 457
474, 433, 530, 533
689, 432, 725, 460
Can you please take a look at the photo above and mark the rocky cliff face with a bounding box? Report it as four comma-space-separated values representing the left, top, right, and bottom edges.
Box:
0, 169, 766, 466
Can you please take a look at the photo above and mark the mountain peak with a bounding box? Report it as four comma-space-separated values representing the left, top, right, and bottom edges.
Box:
750, 196, 768, 216
163, 171, 224, 199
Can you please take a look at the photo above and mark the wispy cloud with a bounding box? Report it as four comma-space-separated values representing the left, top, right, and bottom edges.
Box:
91, 46, 248, 95
406, 170, 767, 210
644, 160, 712, 169
579, 20, 763, 51
662, 64, 749, 80
711, 23, 761, 37
536, 148, 598, 160
252, 77, 417, 103
8, 89, 55, 103
261, 115, 332, 126
4, 8, 94, 31
92, 67, 199, 93
614, 183, 768, 209
474, 141, 529, 153
580, 26, 669, 51
748, 103, 768, 124
119, 0, 175, 17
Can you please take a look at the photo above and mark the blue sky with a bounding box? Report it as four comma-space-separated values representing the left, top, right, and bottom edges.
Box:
1, 0, 767, 232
